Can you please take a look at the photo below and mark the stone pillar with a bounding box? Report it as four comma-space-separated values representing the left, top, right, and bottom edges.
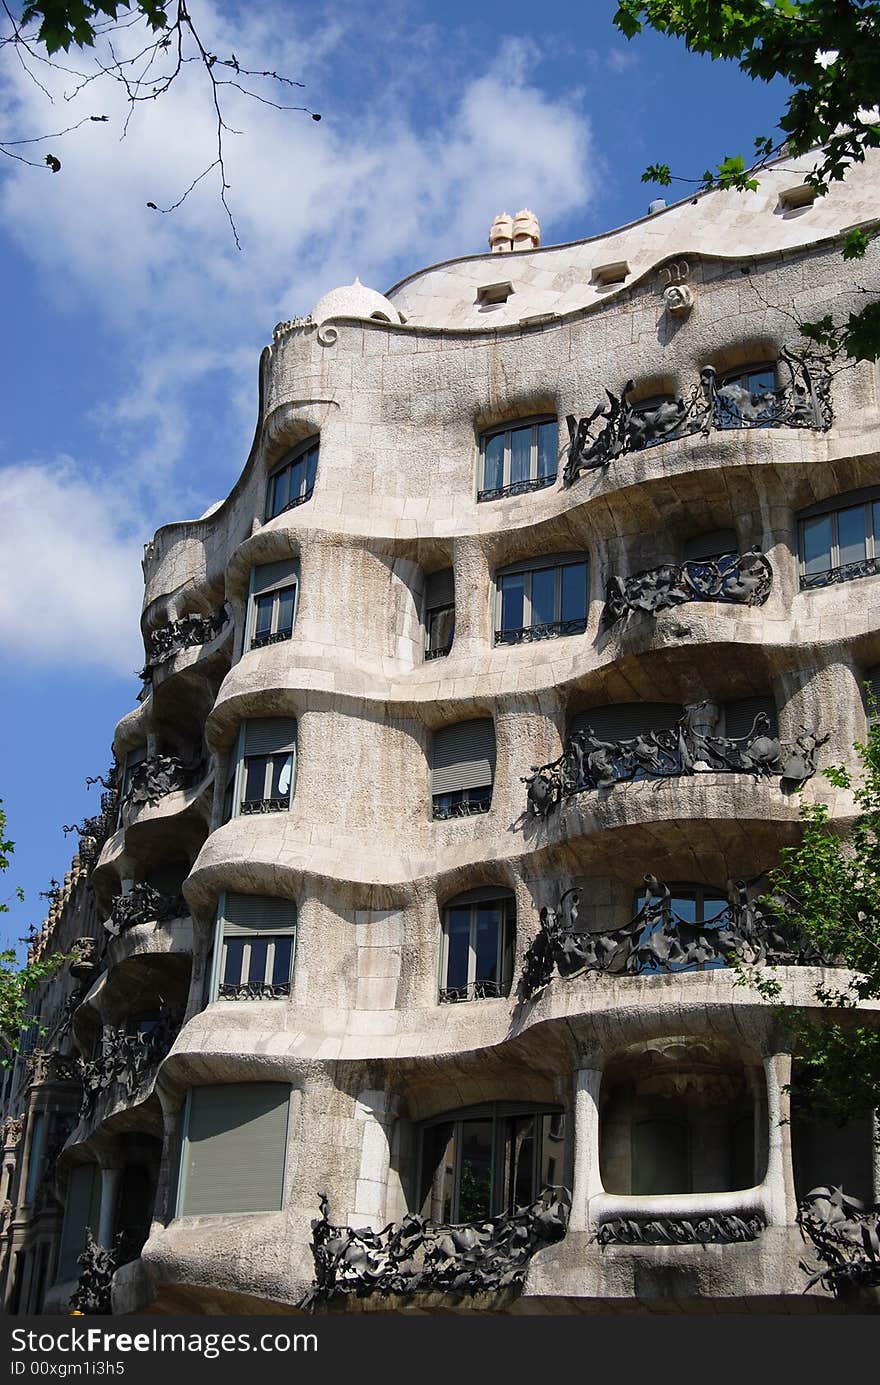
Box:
451, 536, 491, 656
349, 1089, 399, 1227
763, 1051, 797, 1225
569, 1063, 604, 1232
775, 654, 862, 764
97, 1166, 122, 1248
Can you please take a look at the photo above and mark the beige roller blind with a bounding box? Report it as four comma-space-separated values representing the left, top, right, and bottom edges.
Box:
431, 719, 496, 795
570, 703, 684, 742
222, 893, 296, 938
251, 559, 298, 597
179, 1083, 290, 1216
242, 718, 297, 756
425, 568, 454, 610
684, 529, 738, 561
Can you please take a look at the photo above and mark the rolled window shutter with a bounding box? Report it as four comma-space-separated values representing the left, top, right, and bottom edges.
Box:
432, 719, 496, 794
684, 529, 738, 561
222, 892, 296, 937
58, 1165, 98, 1280
570, 703, 684, 742
445, 886, 513, 908
723, 696, 778, 740
251, 560, 298, 597
243, 718, 297, 756
426, 568, 454, 610
180, 1083, 289, 1215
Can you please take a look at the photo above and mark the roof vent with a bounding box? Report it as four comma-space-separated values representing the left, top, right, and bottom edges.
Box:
592, 260, 630, 287
648, 198, 667, 215
477, 281, 514, 306
778, 183, 816, 211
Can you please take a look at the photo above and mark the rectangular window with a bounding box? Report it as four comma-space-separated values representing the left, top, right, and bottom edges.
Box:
798, 495, 880, 589
420, 1106, 565, 1222
246, 559, 299, 651
495, 557, 588, 644
478, 419, 558, 502
176, 1082, 290, 1216
266, 442, 319, 520
213, 892, 296, 1000
424, 568, 455, 660
24, 1111, 45, 1205
431, 719, 496, 820
232, 719, 297, 816
715, 363, 779, 430
439, 895, 513, 1002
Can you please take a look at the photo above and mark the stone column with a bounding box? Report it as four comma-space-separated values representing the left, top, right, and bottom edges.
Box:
97, 1166, 122, 1248
763, 1050, 796, 1226
775, 653, 863, 764
349, 1089, 400, 1227
569, 1062, 604, 1232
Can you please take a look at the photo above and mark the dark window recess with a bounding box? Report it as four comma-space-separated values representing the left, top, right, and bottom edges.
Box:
431, 719, 495, 820
419, 1104, 565, 1222
798, 489, 880, 590
478, 419, 557, 502
218, 893, 296, 1000
496, 557, 588, 644
439, 890, 514, 1003
425, 567, 455, 660
266, 441, 319, 520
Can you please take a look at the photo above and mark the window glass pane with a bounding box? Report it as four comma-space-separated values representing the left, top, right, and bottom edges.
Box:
305, 446, 319, 495
838, 505, 867, 566
291, 458, 307, 502
428, 606, 455, 653
509, 427, 531, 486
540, 1112, 565, 1190
536, 422, 557, 480
670, 894, 697, 925
247, 937, 270, 986
529, 566, 556, 626
744, 366, 776, 394
421, 1123, 456, 1222
244, 756, 268, 801
474, 904, 501, 986
277, 585, 296, 635
483, 434, 504, 492
801, 514, 833, 575
271, 753, 293, 799
457, 1119, 493, 1221
272, 936, 293, 987
223, 938, 246, 988
873, 502, 880, 548
560, 562, 588, 623
505, 1114, 537, 1211
444, 908, 471, 993
701, 894, 728, 924
254, 594, 273, 638
500, 572, 525, 631
269, 467, 289, 518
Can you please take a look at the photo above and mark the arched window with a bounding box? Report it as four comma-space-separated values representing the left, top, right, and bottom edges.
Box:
495, 553, 588, 644
431, 718, 495, 819
439, 887, 514, 1003
478, 417, 557, 502
419, 1102, 565, 1223
265, 439, 319, 520
797, 486, 880, 589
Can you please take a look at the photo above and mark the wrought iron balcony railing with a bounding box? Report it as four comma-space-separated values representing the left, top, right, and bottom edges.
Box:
239, 796, 290, 815
800, 556, 880, 591
438, 978, 506, 1004
277, 483, 315, 516
432, 788, 493, 820
603, 549, 772, 626
78, 1010, 181, 1121
477, 472, 557, 503
106, 883, 189, 937
522, 701, 828, 816
424, 641, 453, 660
520, 876, 836, 999
139, 608, 229, 680
217, 981, 291, 1000
250, 628, 293, 650
495, 616, 588, 645
121, 755, 205, 809
563, 349, 832, 487
301, 1186, 570, 1309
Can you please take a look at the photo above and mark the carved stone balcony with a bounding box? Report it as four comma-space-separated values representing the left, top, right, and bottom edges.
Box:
602, 549, 772, 627
139, 609, 229, 681
520, 877, 834, 999
522, 701, 828, 816
563, 349, 832, 487
106, 884, 189, 937
302, 1187, 570, 1309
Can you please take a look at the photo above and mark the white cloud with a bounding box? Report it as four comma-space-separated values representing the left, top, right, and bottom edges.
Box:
0, 461, 145, 675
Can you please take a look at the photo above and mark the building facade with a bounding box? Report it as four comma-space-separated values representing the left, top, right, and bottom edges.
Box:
4, 150, 880, 1315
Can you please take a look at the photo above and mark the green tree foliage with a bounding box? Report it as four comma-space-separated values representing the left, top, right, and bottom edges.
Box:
0, 800, 66, 1068
19, 1, 169, 54
613, 2, 880, 361
741, 718, 880, 1125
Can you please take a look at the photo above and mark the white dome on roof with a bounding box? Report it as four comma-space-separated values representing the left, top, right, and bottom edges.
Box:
312, 277, 402, 326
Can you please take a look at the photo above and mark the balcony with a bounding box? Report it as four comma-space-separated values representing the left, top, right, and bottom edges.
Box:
602, 549, 772, 626
495, 616, 588, 646
106, 884, 189, 937
477, 472, 556, 504
139, 608, 229, 683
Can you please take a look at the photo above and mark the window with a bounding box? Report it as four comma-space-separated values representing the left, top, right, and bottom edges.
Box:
495, 554, 588, 645
226, 718, 297, 818
419, 1103, 565, 1223
798, 488, 880, 590
57, 1165, 100, 1282
212, 893, 296, 1000
633, 881, 729, 974
265, 439, 319, 520
424, 568, 455, 660
24, 1111, 45, 1205
478, 418, 557, 502
439, 888, 514, 1003
246, 560, 298, 650
683, 528, 739, 563
431, 719, 495, 820
176, 1082, 290, 1216
714, 362, 779, 429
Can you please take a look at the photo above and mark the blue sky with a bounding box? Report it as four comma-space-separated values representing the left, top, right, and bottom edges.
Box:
0, 0, 789, 949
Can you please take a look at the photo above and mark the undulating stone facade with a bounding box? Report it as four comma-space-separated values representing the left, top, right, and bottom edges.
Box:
4, 150, 880, 1315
